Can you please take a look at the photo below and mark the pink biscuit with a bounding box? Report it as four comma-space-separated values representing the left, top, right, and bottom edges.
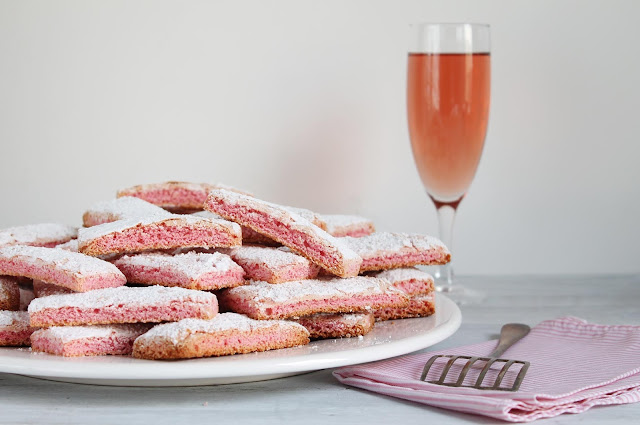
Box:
33, 280, 75, 297
195, 209, 328, 245
133, 313, 310, 360
83, 197, 170, 227
321, 214, 375, 238
372, 267, 434, 296
31, 324, 153, 357
374, 292, 436, 321
341, 232, 451, 272
113, 251, 246, 290
54, 239, 79, 252
293, 312, 375, 339
239, 206, 329, 246
117, 181, 253, 212
194, 210, 281, 246
0, 223, 77, 248
0, 245, 127, 292
77, 214, 242, 257
0, 276, 20, 311
205, 189, 362, 278
284, 206, 328, 230
218, 276, 409, 320
0, 311, 34, 346
223, 245, 320, 284
28, 286, 218, 328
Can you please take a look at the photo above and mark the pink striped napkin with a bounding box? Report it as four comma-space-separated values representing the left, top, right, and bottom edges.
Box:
333, 317, 640, 422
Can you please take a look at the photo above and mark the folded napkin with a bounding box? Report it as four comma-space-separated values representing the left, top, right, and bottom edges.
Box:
333, 317, 640, 422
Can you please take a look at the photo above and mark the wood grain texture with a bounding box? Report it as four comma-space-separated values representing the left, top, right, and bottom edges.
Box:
1, 275, 638, 425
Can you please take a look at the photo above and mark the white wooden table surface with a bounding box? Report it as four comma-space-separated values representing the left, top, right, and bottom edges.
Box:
1, 275, 638, 425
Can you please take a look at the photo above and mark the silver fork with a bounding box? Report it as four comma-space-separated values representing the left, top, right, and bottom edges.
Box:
420, 323, 531, 391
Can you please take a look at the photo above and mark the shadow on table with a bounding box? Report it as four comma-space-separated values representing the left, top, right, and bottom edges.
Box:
1, 368, 497, 425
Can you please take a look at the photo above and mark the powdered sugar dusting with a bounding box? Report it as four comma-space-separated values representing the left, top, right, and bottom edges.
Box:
138, 313, 306, 345
373, 267, 434, 284
0, 311, 30, 328
337, 313, 371, 324
206, 189, 361, 263
78, 214, 241, 242
300, 312, 371, 325
198, 201, 320, 225
33, 323, 152, 343
341, 233, 448, 255
27, 286, 215, 313
0, 245, 125, 277
55, 239, 79, 252
226, 276, 391, 303
322, 214, 373, 231
226, 245, 312, 268
282, 206, 325, 228
118, 182, 253, 199
85, 197, 169, 221
114, 251, 236, 277
119, 181, 210, 195
192, 211, 224, 220
0, 223, 77, 247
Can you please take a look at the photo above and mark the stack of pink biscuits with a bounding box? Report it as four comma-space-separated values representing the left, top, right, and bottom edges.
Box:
0, 224, 79, 346
0, 180, 449, 360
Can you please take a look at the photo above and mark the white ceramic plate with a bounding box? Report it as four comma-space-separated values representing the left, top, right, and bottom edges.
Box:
0, 293, 461, 386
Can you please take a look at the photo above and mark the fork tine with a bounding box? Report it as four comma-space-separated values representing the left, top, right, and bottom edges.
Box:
512, 361, 530, 391
455, 356, 480, 386
437, 355, 461, 384
492, 360, 516, 389
420, 323, 531, 391
474, 357, 499, 388
420, 355, 442, 381
421, 356, 530, 391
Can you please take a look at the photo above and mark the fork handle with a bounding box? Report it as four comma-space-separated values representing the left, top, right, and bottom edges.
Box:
488, 323, 531, 358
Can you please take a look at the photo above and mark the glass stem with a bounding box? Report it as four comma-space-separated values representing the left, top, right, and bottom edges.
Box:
435, 204, 456, 290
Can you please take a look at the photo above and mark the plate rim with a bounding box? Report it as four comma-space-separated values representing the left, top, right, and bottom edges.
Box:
0, 293, 461, 384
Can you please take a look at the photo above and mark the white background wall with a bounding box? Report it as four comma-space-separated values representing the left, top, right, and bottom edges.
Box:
1, 0, 638, 275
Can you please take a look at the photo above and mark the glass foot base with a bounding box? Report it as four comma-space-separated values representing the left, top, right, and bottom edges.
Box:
435, 284, 485, 306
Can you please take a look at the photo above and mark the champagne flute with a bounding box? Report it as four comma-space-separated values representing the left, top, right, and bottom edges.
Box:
407, 23, 490, 303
